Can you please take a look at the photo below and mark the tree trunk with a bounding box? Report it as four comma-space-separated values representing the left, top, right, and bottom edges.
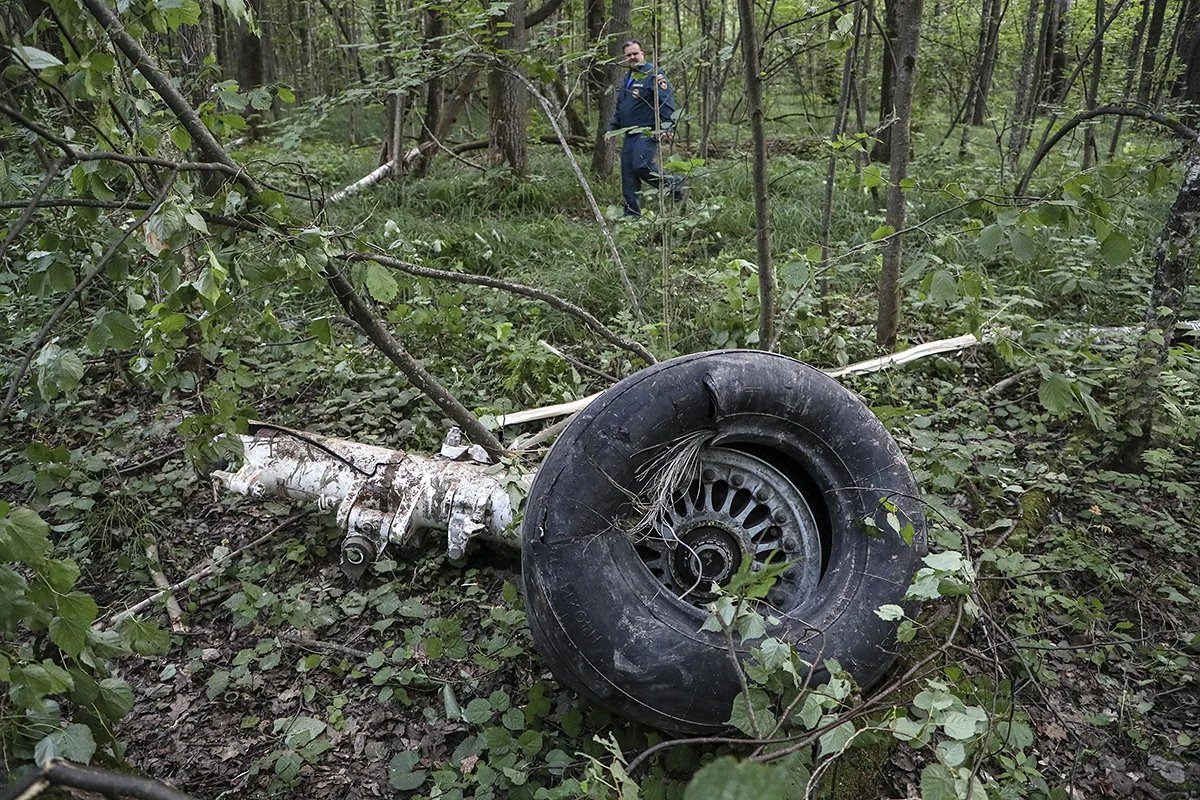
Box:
235, 0, 265, 139
1117, 150, 1200, 468
590, 0, 630, 176
1040, 0, 1070, 104
869, 0, 901, 162
1155, 0, 1191, 105
972, 0, 1004, 125
1083, 0, 1104, 169
736, 0, 775, 349
1109, 0, 1152, 156
488, 0, 529, 173
816, 2, 863, 312
1172, 0, 1200, 112
414, 8, 446, 164
1137, 0, 1170, 103
1006, 0, 1043, 178
875, 0, 924, 348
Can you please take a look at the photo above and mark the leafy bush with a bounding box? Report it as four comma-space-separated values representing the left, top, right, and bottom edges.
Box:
0, 503, 167, 768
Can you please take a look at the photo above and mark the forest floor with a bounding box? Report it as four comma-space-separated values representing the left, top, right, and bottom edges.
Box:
36, 344, 1192, 800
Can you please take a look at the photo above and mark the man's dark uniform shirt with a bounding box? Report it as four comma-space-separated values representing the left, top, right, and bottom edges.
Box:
609, 63, 682, 216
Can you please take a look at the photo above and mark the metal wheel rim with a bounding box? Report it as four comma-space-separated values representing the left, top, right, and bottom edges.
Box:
636, 446, 822, 608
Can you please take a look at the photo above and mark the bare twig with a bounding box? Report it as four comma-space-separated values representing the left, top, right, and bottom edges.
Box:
100, 512, 312, 629
322, 263, 507, 458
143, 537, 187, 633
1016, 106, 1200, 197
0, 157, 64, 261
340, 250, 656, 366
279, 632, 372, 660
538, 340, 619, 382
2, 758, 195, 800
507, 69, 645, 325
0, 171, 179, 422
0, 198, 260, 232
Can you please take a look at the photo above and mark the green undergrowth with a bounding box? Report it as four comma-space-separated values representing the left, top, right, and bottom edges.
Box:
3, 113, 1198, 798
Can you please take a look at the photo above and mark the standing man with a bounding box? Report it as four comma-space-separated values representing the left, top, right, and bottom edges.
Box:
608, 39, 685, 217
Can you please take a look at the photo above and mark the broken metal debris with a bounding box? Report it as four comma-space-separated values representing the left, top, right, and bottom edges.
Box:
211, 424, 515, 578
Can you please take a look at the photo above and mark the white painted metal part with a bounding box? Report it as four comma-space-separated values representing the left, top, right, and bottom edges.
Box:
211, 424, 515, 569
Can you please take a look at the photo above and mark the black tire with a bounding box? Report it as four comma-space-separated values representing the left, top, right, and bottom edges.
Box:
521, 350, 926, 734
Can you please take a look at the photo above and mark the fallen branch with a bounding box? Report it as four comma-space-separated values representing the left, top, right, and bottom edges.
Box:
824, 333, 981, 377
1015, 106, 1200, 197
328, 135, 590, 205
279, 632, 372, 660
340, 250, 656, 366
328, 161, 396, 203
322, 263, 507, 458
0, 758, 194, 800
99, 512, 311, 630
498, 333, 983, 426
143, 537, 187, 633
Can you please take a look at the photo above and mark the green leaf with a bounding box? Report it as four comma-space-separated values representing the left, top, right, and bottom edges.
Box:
284, 716, 326, 748
463, 698, 493, 724
875, 604, 905, 621
118, 615, 170, 655
277, 85, 296, 104
683, 756, 791, 800
274, 749, 301, 781
170, 125, 192, 152
388, 751, 427, 791
1011, 231, 1036, 262
890, 716, 927, 743
11, 45, 64, 70
928, 269, 957, 305
34, 344, 86, 401
818, 721, 856, 758
1038, 373, 1076, 416
728, 688, 776, 736
309, 317, 332, 345
0, 506, 52, 563
936, 739, 966, 767
920, 763, 958, 800
97, 678, 135, 720
103, 311, 140, 349
941, 709, 980, 740
49, 591, 98, 657
871, 224, 896, 241
195, 249, 228, 304
364, 263, 399, 303
34, 723, 96, 766
1100, 231, 1133, 266
977, 224, 1003, 258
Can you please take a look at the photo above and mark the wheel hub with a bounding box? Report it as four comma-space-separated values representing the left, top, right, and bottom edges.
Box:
636, 447, 822, 608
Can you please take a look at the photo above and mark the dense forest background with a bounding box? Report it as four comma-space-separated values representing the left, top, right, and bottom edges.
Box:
1, 0, 1199, 797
